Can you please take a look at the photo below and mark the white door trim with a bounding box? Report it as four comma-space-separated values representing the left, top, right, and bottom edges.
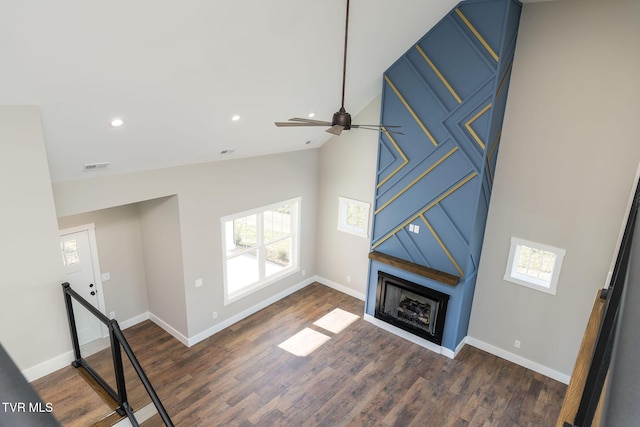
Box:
59, 223, 108, 337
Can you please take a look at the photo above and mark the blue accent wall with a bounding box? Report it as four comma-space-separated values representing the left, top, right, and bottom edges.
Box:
367, 0, 522, 351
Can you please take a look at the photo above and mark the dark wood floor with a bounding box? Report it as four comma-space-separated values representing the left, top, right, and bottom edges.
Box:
33, 282, 566, 426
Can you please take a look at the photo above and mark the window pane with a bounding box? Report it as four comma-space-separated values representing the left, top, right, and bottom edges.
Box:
221, 197, 300, 304
514, 244, 558, 284
264, 204, 292, 243
229, 215, 258, 256
265, 238, 291, 278
346, 202, 366, 229
226, 249, 259, 294
61, 240, 80, 266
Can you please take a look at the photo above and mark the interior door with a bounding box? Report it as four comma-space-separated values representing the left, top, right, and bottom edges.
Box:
60, 230, 103, 345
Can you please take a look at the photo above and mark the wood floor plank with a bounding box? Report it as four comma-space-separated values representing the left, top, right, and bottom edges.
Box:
32, 282, 567, 426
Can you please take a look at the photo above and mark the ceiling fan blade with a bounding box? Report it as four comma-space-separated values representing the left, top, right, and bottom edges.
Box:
288, 117, 333, 126
352, 125, 405, 135
275, 121, 328, 127
326, 125, 345, 135
351, 124, 402, 128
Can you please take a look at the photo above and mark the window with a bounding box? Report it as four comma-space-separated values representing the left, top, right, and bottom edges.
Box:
61, 239, 79, 265
337, 197, 370, 238
222, 197, 301, 304
504, 237, 566, 295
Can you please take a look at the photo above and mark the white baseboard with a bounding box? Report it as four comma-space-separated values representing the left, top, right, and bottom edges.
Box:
148, 313, 189, 347
315, 276, 366, 301
187, 276, 317, 347
23, 312, 152, 382
465, 336, 571, 384
24, 278, 317, 381
363, 314, 455, 359
362, 317, 569, 384
119, 312, 150, 330
22, 350, 75, 383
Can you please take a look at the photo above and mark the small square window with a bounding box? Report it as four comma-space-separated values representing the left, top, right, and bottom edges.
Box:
337, 197, 370, 238
504, 237, 565, 295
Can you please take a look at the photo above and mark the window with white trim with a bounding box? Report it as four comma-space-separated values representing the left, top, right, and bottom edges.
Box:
222, 197, 301, 304
504, 237, 565, 295
337, 197, 370, 238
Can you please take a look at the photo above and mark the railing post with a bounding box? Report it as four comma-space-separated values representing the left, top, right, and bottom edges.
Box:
109, 322, 129, 413
61, 282, 82, 364
61, 282, 173, 425
111, 322, 174, 427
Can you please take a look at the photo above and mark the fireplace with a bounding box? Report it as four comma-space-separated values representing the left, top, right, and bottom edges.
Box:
374, 272, 449, 345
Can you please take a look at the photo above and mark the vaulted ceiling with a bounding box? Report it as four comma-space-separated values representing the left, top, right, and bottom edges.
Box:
1, 0, 544, 183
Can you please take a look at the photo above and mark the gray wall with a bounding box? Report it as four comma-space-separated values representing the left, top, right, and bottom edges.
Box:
316, 97, 380, 298
0, 107, 69, 371
58, 204, 149, 324
53, 150, 319, 339
469, 0, 640, 376
138, 196, 188, 336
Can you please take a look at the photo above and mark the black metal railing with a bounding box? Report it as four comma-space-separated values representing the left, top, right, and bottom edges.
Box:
62, 282, 173, 426
564, 176, 640, 427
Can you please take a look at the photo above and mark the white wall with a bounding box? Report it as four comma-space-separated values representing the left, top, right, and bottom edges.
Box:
316, 97, 380, 298
0, 107, 69, 371
469, 0, 640, 376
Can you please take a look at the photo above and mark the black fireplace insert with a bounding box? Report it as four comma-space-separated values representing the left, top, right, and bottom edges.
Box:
375, 271, 449, 345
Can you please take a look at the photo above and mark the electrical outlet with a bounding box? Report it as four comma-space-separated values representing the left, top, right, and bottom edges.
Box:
346, 275, 351, 283
213, 311, 218, 320
109, 311, 116, 319
301, 269, 306, 276
514, 339, 521, 349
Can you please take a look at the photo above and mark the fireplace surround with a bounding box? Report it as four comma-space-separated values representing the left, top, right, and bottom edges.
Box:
374, 271, 449, 345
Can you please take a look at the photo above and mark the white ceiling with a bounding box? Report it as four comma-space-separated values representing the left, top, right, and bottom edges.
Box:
1, 0, 542, 183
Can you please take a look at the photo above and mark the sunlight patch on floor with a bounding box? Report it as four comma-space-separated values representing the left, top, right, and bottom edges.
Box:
313, 308, 360, 334
278, 308, 360, 357
278, 328, 331, 357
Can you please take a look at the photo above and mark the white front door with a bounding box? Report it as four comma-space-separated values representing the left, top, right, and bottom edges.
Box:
60, 229, 103, 345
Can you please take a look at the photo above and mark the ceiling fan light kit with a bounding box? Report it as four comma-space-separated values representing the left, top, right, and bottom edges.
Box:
275, 0, 401, 137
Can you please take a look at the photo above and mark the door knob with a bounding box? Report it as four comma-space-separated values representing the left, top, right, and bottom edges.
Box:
90, 291, 96, 296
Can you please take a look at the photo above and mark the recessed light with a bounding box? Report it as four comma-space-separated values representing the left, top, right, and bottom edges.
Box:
231, 115, 241, 122
110, 117, 125, 127
220, 149, 236, 155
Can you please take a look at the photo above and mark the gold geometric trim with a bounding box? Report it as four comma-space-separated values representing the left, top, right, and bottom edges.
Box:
375, 147, 459, 215
415, 45, 462, 104
465, 103, 492, 150
455, 8, 499, 62
372, 172, 478, 249
497, 61, 514, 97
385, 75, 438, 147
485, 129, 501, 184
377, 128, 409, 189
420, 214, 465, 277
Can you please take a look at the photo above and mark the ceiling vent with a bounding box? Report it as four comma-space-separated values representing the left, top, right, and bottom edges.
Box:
83, 162, 111, 171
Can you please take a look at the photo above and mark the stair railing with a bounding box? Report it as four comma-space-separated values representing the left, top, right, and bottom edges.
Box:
62, 282, 173, 426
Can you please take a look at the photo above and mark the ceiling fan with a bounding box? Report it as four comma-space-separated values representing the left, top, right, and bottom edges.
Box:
275, 0, 402, 136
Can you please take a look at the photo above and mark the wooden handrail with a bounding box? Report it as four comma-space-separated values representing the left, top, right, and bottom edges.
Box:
556, 290, 607, 427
